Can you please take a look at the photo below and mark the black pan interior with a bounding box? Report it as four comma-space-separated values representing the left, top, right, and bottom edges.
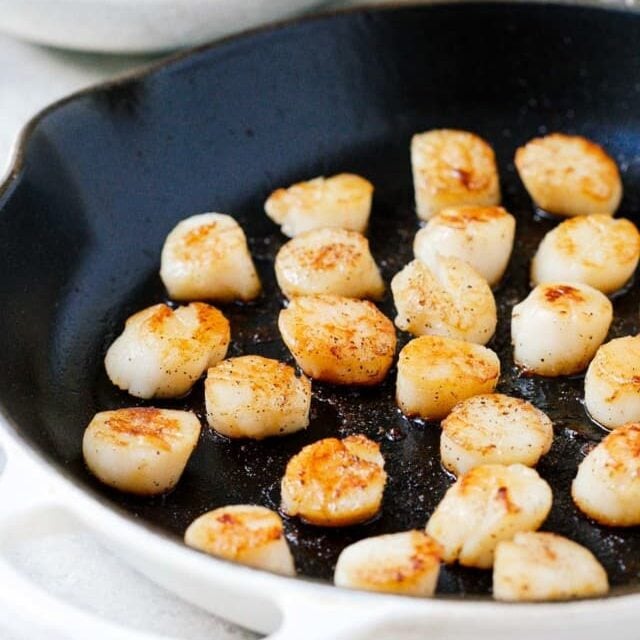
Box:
1, 2, 640, 596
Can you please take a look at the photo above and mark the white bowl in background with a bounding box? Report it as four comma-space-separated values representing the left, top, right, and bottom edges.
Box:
0, 0, 332, 53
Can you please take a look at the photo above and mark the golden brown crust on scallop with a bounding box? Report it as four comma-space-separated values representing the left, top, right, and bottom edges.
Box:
602, 422, 640, 463
160, 213, 261, 302
278, 295, 396, 385
275, 228, 384, 300
95, 407, 181, 452
266, 174, 373, 223
82, 408, 201, 496
204, 355, 311, 439
265, 174, 374, 236
572, 422, 640, 526
542, 284, 585, 304
515, 133, 622, 217
436, 205, 509, 227
396, 335, 500, 421
493, 532, 609, 602
440, 393, 553, 474
412, 130, 501, 219
340, 531, 442, 592
281, 435, 386, 526
186, 506, 284, 558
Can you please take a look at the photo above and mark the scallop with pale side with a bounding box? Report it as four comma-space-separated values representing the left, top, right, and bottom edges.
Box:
275, 227, 384, 299
105, 302, 230, 399
511, 282, 612, 377
414, 205, 516, 286
184, 505, 295, 576
160, 212, 261, 302
411, 129, 500, 220
584, 335, 640, 430
493, 532, 609, 602
515, 133, 622, 218
391, 256, 497, 345
205, 355, 311, 439
572, 422, 640, 527
396, 335, 500, 421
83, 408, 201, 495
334, 531, 442, 596
441, 394, 553, 476
265, 173, 373, 237
281, 435, 386, 527
426, 463, 553, 569
278, 295, 396, 386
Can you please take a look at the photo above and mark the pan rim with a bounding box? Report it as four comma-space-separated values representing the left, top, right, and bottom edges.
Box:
1, 0, 640, 610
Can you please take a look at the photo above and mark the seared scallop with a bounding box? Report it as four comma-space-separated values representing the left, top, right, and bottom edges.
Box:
414, 205, 516, 286
160, 213, 261, 302
493, 532, 609, 602
275, 227, 384, 300
515, 133, 622, 218
584, 336, 640, 430
278, 295, 396, 385
511, 282, 612, 377
184, 505, 295, 576
441, 394, 553, 476
391, 257, 497, 345
334, 531, 442, 596
83, 408, 201, 495
396, 335, 500, 421
281, 435, 387, 527
205, 355, 311, 439
265, 173, 374, 237
105, 302, 230, 399
572, 422, 640, 527
531, 215, 640, 294
426, 464, 553, 569
411, 129, 501, 220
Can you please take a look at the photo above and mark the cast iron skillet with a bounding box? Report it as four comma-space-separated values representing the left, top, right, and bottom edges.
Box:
0, 1, 639, 598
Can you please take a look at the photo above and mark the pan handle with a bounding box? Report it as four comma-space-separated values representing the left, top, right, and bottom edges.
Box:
267, 591, 402, 640
0, 435, 418, 640
0, 442, 398, 640
0, 439, 194, 640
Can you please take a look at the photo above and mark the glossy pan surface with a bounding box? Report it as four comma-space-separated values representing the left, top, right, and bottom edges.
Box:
1, 1, 639, 597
